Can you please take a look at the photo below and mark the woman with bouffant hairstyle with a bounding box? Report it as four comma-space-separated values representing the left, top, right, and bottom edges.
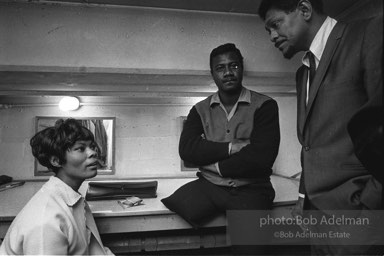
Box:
0, 119, 114, 255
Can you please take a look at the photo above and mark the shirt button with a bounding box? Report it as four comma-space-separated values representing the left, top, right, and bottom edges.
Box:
226, 129, 230, 133
304, 146, 310, 151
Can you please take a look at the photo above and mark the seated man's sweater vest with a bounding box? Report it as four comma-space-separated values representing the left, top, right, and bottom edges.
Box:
195, 90, 273, 187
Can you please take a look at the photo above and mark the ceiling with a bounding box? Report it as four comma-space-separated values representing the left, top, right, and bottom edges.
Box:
37, 0, 362, 17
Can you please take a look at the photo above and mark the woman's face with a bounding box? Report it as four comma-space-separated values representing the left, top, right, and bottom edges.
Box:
58, 140, 99, 186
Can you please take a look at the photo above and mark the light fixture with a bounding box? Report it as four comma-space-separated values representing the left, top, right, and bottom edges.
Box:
59, 96, 80, 111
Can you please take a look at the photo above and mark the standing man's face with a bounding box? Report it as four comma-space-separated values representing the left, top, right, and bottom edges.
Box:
211, 52, 243, 94
264, 8, 308, 59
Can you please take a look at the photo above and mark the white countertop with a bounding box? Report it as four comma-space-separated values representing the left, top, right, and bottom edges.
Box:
0, 175, 299, 219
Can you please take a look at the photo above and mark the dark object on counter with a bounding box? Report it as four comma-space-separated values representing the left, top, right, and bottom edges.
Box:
0, 175, 13, 185
86, 180, 158, 200
0, 181, 25, 192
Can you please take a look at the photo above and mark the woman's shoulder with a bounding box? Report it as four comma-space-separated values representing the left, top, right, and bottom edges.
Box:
13, 182, 72, 229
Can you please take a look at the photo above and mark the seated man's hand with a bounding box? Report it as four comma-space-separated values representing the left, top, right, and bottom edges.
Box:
230, 139, 250, 155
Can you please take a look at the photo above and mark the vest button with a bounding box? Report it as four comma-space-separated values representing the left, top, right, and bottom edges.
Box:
304, 146, 310, 151
226, 129, 230, 133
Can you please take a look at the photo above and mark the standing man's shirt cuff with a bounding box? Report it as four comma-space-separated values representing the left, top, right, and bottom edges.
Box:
298, 193, 305, 199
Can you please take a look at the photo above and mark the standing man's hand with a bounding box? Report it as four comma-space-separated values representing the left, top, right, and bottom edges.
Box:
291, 197, 308, 232
230, 139, 250, 155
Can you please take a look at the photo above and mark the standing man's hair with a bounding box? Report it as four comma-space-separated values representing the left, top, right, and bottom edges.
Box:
258, 0, 324, 20
209, 43, 244, 72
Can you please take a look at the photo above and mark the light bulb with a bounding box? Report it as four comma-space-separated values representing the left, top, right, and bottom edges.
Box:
59, 96, 80, 111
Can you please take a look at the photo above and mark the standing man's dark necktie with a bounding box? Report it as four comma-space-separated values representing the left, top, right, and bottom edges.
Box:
308, 51, 316, 87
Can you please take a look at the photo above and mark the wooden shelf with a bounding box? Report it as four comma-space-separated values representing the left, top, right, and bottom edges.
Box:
0, 65, 296, 105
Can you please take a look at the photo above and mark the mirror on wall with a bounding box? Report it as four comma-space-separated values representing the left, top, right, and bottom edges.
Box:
34, 116, 115, 176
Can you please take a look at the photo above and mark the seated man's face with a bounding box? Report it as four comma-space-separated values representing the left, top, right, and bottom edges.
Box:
211, 51, 243, 94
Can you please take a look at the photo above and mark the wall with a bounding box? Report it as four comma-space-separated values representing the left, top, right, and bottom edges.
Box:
0, 2, 301, 72
0, 2, 302, 180
0, 96, 300, 180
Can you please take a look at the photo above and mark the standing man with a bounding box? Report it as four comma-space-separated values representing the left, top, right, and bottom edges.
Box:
258, 0, 383, 254
162, 43, 280, 230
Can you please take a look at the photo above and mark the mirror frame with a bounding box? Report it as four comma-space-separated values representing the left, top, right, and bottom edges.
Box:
33, 116, 116, 176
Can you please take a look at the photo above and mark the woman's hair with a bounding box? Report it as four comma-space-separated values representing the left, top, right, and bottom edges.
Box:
30, 118, 95, 173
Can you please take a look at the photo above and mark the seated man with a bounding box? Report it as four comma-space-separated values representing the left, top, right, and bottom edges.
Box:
162, 43, 280, 228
